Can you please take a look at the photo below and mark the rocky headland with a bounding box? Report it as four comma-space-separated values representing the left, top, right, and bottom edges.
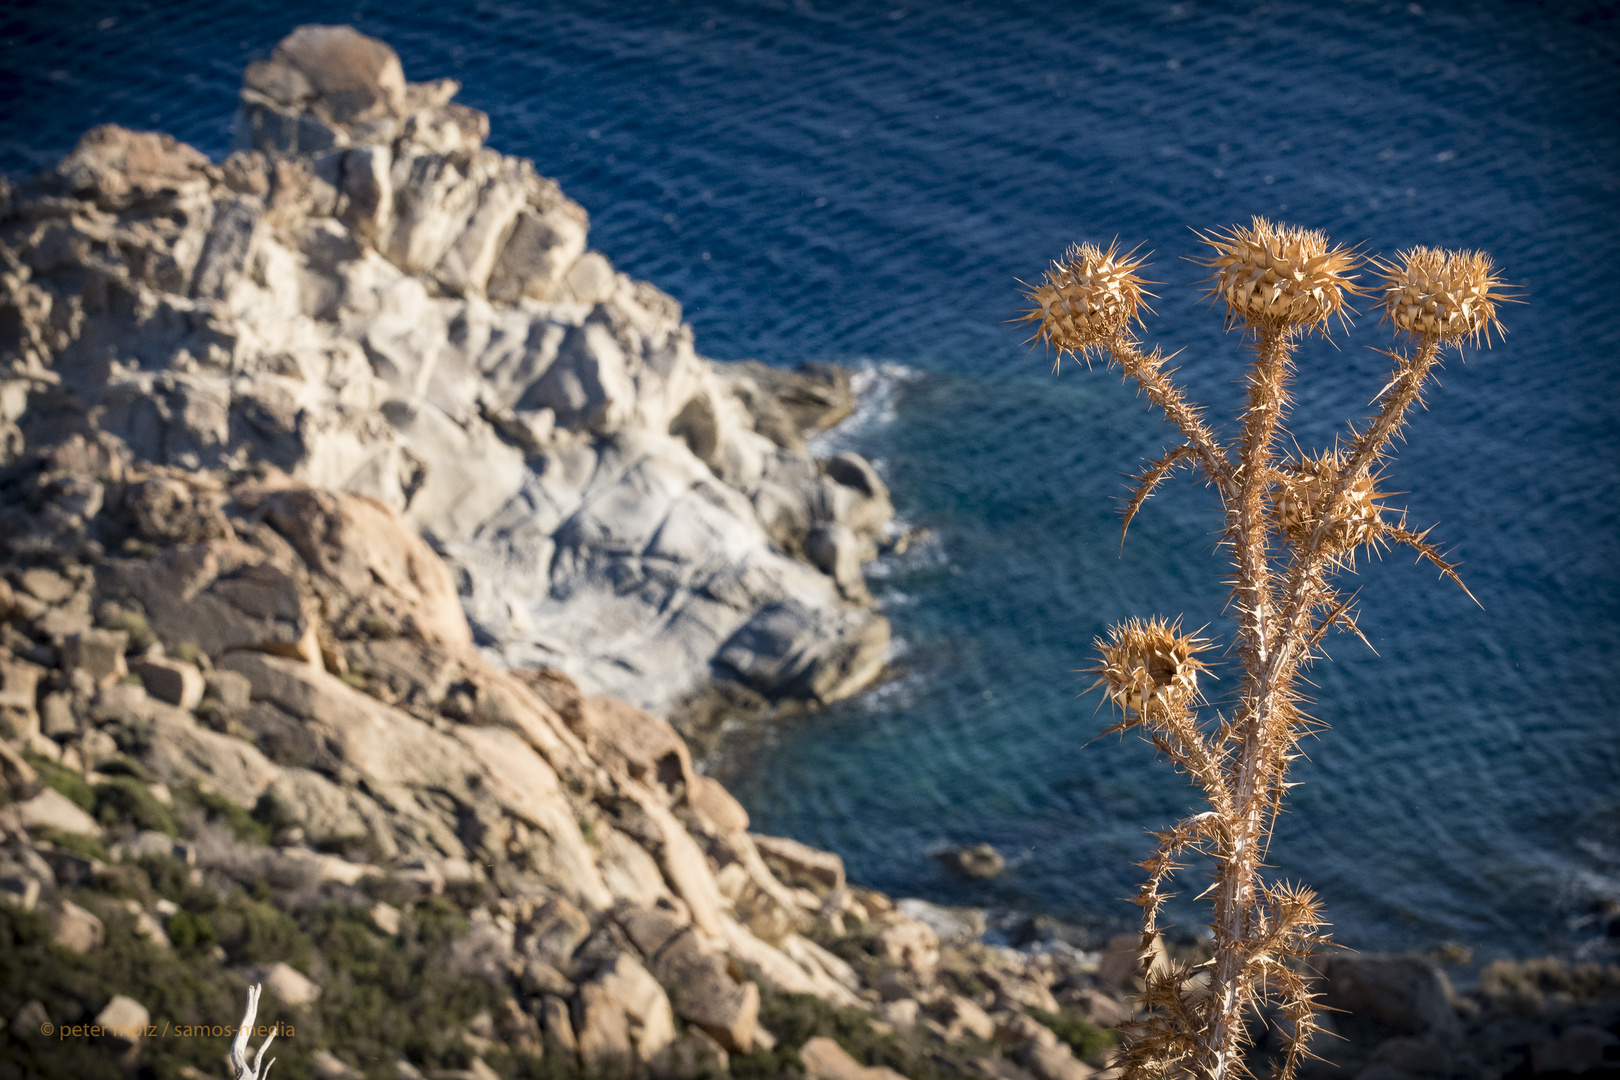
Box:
1, 26, 1616, 1080
0, 22, 894, 721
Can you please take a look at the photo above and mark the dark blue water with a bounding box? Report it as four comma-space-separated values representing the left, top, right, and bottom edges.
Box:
4, 0, 1617, 960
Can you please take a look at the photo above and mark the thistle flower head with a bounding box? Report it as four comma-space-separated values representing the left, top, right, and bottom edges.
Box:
1374, 246, 1510, 345
1018, 240, 1153, 363
1274, 451, 1387, 552
1194, 217, 1360, 333
1090, 617, 1210, 716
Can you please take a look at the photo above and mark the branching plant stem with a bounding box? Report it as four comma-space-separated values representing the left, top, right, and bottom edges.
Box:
1020, 222, 1512, 1078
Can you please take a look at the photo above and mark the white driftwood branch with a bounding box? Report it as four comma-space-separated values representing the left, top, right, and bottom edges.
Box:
229, 983, 276, 1080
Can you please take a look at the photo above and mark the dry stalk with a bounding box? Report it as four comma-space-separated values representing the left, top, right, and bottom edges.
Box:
1018, 222, 1513, 1078
230, 983, 276, 1080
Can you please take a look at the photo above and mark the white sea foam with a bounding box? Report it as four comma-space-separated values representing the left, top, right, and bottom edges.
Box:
809, 360, 921, 454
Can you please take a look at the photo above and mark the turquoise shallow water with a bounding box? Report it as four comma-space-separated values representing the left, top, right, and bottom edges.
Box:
3, 0, 1617, 959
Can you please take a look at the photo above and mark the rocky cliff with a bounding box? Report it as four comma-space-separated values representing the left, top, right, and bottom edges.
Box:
0, 432, 1130, 1080
0, 23, 893, 718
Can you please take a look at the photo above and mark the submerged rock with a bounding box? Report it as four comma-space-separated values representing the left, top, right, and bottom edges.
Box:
939, 842, 1006, 879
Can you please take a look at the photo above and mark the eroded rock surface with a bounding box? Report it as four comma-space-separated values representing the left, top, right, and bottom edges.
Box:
0, 24, 892, 714
0, 452, 1132, 1078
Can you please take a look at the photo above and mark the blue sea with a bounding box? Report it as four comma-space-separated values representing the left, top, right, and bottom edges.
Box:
4, 0, 1617, 962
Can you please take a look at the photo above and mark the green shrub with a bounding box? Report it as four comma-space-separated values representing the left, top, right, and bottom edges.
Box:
98, 605, 156, 651
314, 832, 387, 865
359, 615, 397, 640
178, 782, 271, 845
1026, 1007, 1116, 1061
732, 987, 945, 1080
166, 909, 218, 952
137, 853, 191, 902
95, 756, 156, 783
24, 752, 95, 812
208, 895, 310, 968
0, 896, 268, 1079
92, 776, 176, 836
35, 828, 110, 863
0, 882, 577, 1079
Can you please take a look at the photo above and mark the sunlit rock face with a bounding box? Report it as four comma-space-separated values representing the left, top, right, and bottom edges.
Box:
0, 24, 892, 713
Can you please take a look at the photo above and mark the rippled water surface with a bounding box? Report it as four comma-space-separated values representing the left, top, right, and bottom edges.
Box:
4, 0, 1617, 959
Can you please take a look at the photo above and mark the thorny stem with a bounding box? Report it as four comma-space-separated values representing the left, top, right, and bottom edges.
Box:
1266, 335, 1446, 752
1204, 325, 1294, 1078
1106, 332, 1237, 498
1202, 334, 1447, 1074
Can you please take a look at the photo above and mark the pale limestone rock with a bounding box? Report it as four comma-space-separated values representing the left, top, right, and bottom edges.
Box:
622, 782, 727, 938
689, 775, 750, 833
95, 995, 150, 1045
51, 899, 105, 954
17, 788, 102, 838
933, 995, 996, 1042
591, 953, 676, 1069
983, 965, 1060, 1016
752, 833, 847, 893
18, 568, 73, 604
0, 658, 41, 715
596, 824, 673, 908
241, 960, 323, 1006
880, 999, 919, 1033
522, 897, 592, 969
144, 704, 282, 810
456, 726, 613, 911
518, 958, 572, 998
487, 205, 588, 303
875, 917, 940, 980
38, 692, 77, 738
799, 1037, 910, 1080
572, 980, 633, 1076
540, 995, 577, 1057
719, 917, 861, 1006
612, 897, 691, 959
311, 1049, 366, 1078
260, 768, 382, 846
653, 928, 759, 1052
561, 252, 617, 306
273, 25, 406, 123
371, 902, 401, 936
122, 900, 172, 949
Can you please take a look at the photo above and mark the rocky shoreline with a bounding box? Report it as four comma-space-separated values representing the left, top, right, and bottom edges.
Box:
1, 25, 1617, 1080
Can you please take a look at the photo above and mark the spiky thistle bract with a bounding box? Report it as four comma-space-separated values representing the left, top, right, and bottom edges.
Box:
1017, 239, 1155, 366
1193, 216, 1362, 335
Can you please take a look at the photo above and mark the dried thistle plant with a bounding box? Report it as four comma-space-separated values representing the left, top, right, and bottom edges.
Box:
1018, 217, 1514, 1078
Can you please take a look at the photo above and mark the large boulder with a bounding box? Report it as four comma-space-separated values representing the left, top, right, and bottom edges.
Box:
652, 929, 760, 1053
799, 1037, 909, 1080
271, 25, 406, 123
1319, 954, 1461, 1042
